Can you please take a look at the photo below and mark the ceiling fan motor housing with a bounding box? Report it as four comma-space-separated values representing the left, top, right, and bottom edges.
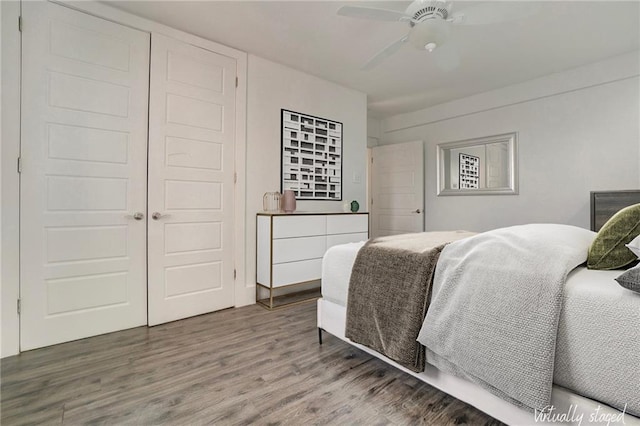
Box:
406, 0, 451, 23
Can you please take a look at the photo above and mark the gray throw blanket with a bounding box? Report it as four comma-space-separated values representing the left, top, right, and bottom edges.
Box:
417, 224, 596, 411
346, 231, 475, 372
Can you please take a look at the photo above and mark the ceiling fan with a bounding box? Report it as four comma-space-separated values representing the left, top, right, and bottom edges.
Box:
337, 0, 537, 70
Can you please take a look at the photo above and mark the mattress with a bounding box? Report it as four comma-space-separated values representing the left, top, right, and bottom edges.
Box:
321, 241, 365, 307
554, 267, 640, 416
321, 242, 640, 416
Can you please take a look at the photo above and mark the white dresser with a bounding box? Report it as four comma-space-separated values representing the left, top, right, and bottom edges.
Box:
256, 212, 369, 309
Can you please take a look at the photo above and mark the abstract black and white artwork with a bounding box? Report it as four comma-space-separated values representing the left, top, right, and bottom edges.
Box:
281, 109, 342, 200
459, 153, 479, 189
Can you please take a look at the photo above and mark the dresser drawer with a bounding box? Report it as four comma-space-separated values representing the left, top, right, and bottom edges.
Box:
326, 232, 369, 250
272, 258, 322, 287
272, 215, 326, 239
326, 214, 368, 235
272, 236, 326, 264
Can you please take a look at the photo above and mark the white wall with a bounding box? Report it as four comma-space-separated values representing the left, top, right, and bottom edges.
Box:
245, 55, 367, 292
367, 117, 381, 148
379, 51, 640, 232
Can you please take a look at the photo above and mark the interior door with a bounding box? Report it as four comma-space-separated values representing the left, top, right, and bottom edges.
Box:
486, 142, 509, 188
20, 2, 150, 350
370, 141, 424, 238
147, 34, 237, 325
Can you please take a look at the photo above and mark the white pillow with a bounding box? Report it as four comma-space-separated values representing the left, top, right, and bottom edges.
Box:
626, 234, 640, 259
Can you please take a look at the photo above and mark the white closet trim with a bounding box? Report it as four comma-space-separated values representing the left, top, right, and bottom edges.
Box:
1, 0, 22, 358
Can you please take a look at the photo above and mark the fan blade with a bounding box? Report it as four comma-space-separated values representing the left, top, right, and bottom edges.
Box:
362, 35, 409, 70
433, 43, 460, 71
451, 2, 539, 25
338, 6, 410, 22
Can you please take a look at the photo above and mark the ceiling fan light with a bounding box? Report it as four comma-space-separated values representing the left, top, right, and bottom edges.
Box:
408, 19, 450, 51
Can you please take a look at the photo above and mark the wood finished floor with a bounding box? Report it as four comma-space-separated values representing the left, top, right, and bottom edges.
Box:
1, 302, 504, 426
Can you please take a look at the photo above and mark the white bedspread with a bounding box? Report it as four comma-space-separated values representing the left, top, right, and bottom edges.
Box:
416, 225, 597, 411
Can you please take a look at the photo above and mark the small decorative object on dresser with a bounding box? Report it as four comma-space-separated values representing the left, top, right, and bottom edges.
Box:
350, 200, 360, 213
282, 190, 297, 213
262, 192, 282, 212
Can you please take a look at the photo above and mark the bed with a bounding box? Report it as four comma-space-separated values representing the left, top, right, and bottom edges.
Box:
317, 191, 640, 426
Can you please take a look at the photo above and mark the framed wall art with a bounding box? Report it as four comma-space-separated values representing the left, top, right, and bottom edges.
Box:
281, 109, 343, 200
458, 153, 479, 189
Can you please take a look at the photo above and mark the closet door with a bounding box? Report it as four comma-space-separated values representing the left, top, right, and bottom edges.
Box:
20, 2, 150, 350
147, 34, 237, 325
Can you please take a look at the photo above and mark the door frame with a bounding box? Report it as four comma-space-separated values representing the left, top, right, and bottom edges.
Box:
1, 0, 249, 357
1, 0, 23, 358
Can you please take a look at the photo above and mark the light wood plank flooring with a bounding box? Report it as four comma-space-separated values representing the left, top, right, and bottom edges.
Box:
1, 302, 503, 425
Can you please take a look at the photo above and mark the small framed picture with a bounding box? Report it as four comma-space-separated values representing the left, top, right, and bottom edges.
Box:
459, 153, 479, 189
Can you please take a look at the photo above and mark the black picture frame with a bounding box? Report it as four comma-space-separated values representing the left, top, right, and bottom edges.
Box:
280, 109, 343, 201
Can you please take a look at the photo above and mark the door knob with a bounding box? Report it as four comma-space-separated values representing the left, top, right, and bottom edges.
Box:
126, 212, 144, 220
414, 209, 422, 214
152, 212, 164, 220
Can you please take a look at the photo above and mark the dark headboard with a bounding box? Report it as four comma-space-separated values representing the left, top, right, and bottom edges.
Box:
591, 190, 640, 231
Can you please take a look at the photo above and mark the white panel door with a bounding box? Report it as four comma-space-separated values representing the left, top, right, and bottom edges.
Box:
148, 34, 236, 325
371, 141, 424, 238
20, 2, 150, 350
486, 142, 509, 188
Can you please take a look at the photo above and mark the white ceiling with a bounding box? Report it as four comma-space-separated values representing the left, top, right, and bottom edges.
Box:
104, 1, 640, 118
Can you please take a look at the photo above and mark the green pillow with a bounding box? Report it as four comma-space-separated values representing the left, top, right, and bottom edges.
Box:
588, 203, 640, 270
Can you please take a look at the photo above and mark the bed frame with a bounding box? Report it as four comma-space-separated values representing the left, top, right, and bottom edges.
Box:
318, 190, 640, 426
